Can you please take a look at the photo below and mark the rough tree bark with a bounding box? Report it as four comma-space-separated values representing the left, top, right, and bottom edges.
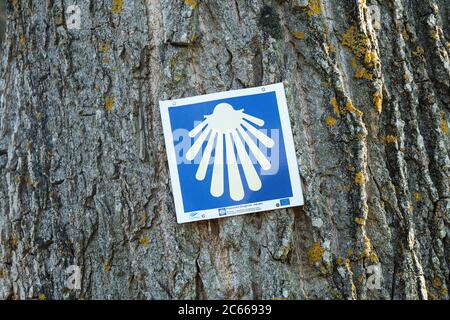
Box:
0, 0, 449, 300
0, 1, 5, 46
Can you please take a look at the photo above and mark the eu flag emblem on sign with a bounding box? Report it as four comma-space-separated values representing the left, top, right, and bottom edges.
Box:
160, 83, 304, 223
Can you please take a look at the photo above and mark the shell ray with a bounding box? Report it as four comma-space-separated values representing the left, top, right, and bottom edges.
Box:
231, 130, 261, 191
241, 120, 274, 148
236, 127, 271, 171
210, 132, 224, 197
186, 126, 211, 161
195, 130, 217, 181
225, 131, 244, 201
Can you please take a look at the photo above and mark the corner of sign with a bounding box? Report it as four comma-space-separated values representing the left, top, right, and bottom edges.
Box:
159, 100, 171, 110
266, 82, 286, 92
176, 218, 188, 224
298, 195, 305, 206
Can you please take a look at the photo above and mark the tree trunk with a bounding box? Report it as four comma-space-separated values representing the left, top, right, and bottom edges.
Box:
0, 0, 449, 300
0, 1, 5, 46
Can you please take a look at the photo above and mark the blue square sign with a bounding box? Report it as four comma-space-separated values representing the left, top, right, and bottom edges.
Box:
160, 83, 304, 223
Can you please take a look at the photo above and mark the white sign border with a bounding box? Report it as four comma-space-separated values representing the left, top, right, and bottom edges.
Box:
160, 83, 304, 224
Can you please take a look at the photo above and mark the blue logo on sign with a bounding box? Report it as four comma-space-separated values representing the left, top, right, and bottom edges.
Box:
169, 91, 293, 212
280, 198, 290, 206
218, 208, 227, 216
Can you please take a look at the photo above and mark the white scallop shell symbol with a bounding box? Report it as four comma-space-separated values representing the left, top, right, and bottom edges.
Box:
186, 103, 274, 201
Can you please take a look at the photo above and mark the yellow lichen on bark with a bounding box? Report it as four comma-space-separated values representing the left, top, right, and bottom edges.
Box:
372, 91, 383, 113
292, 32, 305, 40
342, 26, 378, 82
430, 29, 439, 41
330, 96, 341, 115
380, 135, 398, 144
139, 235, 150, 247
10, 235, 18, 248
347, 249, 354, 257
325, 43, 335, 54
357, 275, 364, 284
99, 42, 109, 52
431, 277, 448, 297
305, 0, 321, 17
364, 50, 378, 68
412, 46, 424, 58
402, 30, 410, 41
369, 250, 379, 264
341, 26, 370, 58
103, 261, 112, 272
19, 34, 26, 47
440, 112, 448, 135
354, 67, 373, 80
325, 116, 337, 126
184, 0, 198, 9
308, 241, 325, 264
362, 235, 373, 258
413, 192, 422, 202
105, 96, 114, 111
432, 277, 442, 289
355, 171, 365, 185
111, 0, 123, 14
346, 100, 363, 117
